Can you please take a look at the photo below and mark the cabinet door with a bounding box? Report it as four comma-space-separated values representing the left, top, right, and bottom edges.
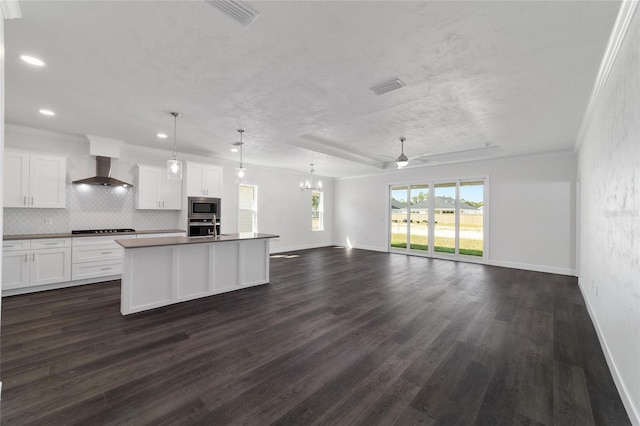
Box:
29, 154, 67, 208
186, 163, 206, 196
136, 166, 162, 209
3, 150, 30, 207
31, 248, 72, 286
162, 174, 182, 210
2, 250, 30, 289
203, 166, 222, 197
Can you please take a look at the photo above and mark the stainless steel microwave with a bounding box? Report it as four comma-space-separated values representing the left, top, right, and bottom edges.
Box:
188, 196, 221, 219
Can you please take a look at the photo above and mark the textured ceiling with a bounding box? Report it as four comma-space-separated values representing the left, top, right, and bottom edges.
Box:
4, 1, 621, 177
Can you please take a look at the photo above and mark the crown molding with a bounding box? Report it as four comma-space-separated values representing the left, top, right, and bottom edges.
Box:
575, 0, 639, 150
0, 0, 21, 19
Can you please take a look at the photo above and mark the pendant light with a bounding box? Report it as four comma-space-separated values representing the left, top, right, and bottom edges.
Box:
167, 112, 183, 180
300, 164, 322, 191
396, 137, 409, 169
234, 129, 246, 179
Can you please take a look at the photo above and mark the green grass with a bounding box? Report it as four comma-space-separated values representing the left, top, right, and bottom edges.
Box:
391, 232, 483, 257
391, 242, 482, 257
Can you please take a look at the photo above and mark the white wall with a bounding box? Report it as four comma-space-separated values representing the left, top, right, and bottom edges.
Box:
335, 151, 576, 275
219, 163, 334, 253
577, 4, 640, 423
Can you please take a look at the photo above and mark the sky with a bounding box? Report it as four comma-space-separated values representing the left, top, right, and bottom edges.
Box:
391, 183, 484, 203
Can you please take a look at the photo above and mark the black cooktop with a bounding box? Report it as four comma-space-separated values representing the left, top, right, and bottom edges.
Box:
71, 228, 136, 235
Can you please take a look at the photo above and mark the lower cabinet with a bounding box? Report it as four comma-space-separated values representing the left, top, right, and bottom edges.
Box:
71, 235, 136, 280
3, 231, 187, 292
2, 238, 72, 290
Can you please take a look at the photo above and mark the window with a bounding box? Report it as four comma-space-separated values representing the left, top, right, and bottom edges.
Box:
390, 179, 485, 260
238, 184, 257, 233
312, 191, 323, 231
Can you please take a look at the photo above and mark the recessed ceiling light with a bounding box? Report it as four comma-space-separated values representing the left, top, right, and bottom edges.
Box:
157, 133, 168, 139
20, 55, 45, 67
230, 147, 238, 153
39, 109, 55, 116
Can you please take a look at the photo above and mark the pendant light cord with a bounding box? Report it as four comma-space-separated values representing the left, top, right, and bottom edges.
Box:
171, 112, 180, 161
239, 130, 244, 168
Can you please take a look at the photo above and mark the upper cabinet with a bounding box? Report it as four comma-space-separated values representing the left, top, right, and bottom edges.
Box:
4, 149, 67, 208
135, 164, 182, 210
186, 162, 222, 197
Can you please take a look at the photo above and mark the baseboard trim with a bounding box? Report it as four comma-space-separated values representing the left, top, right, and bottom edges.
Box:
488, 259, 576, 276
270, 243, 336, 254
577, 280, 639, 425
349, 244, 388, 252
2, 275, 121, 297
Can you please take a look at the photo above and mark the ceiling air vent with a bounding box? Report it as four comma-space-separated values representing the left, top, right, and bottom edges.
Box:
370, 79, 405, 96
205, 0, 259, 27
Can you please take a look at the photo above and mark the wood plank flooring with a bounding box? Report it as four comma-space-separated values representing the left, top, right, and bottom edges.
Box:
0, 247, 630, 425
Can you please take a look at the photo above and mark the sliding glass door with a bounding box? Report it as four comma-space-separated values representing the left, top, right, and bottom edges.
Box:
390, 185, 429, 252
390, 186, 408, 249
390, 179, 485, 261
459, 181, 484, 256
434, 182, 457, 254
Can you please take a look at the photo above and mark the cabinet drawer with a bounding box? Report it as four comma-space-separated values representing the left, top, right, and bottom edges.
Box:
72, 260, 123, 281
3, 240, 31, 251
72, 246, 123, 263
31, 238, 71, 250
72, 235, 136, 247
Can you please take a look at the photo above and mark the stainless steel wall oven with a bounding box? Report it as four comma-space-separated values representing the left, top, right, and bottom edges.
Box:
188, 197, 221, 236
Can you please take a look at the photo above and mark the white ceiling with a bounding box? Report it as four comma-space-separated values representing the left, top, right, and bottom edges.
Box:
5, 1, 621, 177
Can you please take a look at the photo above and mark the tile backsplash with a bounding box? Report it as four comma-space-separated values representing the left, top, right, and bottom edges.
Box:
3, 185, 180, 235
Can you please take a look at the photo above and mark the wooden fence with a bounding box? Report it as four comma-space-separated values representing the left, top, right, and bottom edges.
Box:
391, 213, 483, 226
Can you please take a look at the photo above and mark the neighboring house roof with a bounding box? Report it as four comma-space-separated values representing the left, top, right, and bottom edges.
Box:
391, 199, 407, 209
408, 197, 479, 210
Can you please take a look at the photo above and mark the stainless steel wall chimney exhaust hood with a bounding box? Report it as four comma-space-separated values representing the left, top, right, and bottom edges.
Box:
72, 135, 133, 187
72, 156, 133, 187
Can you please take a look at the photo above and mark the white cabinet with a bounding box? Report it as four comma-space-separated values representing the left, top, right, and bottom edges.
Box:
186, 162, 222, 197
135, 165, 182, 210
2, 243, 30, 289
4, 149, 67, 208
71, 235, 136, 281
2, 238, 72, 290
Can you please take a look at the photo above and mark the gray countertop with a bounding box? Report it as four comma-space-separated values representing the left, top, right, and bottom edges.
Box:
116, 233, 279, 249
3, 229, 186, 241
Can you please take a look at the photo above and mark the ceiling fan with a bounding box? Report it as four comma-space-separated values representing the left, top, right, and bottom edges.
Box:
377, 136, 433, 169
378, 139, 503, 170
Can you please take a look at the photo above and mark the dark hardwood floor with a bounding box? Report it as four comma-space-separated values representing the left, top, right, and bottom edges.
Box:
0, 247, 630, 425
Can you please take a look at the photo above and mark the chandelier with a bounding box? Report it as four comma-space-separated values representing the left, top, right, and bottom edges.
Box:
300, 163, 322, 191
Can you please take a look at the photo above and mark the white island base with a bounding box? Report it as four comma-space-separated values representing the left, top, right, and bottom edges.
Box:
117, 233, 278, 315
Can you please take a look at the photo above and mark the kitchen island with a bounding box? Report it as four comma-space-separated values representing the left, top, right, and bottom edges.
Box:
116, 233, 278, 315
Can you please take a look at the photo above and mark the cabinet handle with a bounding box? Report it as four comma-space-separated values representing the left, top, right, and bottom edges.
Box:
163, 201, 165, 207
101, 267, 112, 271
101, 251, 112, 254
44, 242, 58, 246
31, 196, 34, 205
32, 253, 35, 261
23, 196, 27, 206
5, 245, 14, 248
24, 253, 28, 262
